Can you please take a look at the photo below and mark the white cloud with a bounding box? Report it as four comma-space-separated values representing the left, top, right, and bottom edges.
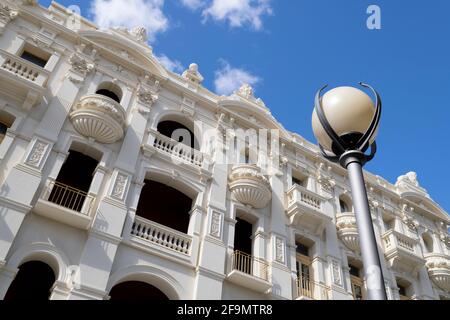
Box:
202, 0, 272, 30
214, 60, 260, 96
154, 54, 184, 73
90, 0, 168, 41
180, 0, 205, 10
179, 0, 272, 30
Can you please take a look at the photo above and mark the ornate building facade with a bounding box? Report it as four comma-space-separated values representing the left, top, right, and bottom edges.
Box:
0, 0, 449, 300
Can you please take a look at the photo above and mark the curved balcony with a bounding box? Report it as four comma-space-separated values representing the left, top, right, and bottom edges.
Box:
228, 164, 272, 209
424, 253, 450, 291
336, 212, 360, 252
69, 94, 126, 144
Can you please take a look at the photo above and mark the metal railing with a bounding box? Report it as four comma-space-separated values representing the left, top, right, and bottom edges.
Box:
296, 273, 330, 300
45, 181, 94, 214
231, 250, 269, 281
131, 216, 192, 255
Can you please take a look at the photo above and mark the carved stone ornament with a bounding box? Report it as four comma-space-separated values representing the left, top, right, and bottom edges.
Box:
336, 212, 360, 252
69, 53, 95, 76
137, 83, 159, 106
182, 63, 204, 85
400, 204, 419, 231
0, 5, 18, 28
26, 140, 49, 168
70, 94, 126, 144
332, 260, 342, 286
424, 253, 450, 291
111, 172, 130, 201
232, 83, 267, 108
275, 237, 285, 263
209, 211, 222, 238
113, 26, 148, 43
228, 164, 272, 209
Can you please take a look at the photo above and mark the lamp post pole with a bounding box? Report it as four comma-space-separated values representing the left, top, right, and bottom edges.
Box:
341, 152, 387, 300
312, 83, 388, 300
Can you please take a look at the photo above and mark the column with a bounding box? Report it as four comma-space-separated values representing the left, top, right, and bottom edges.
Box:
69, 90, 154, 299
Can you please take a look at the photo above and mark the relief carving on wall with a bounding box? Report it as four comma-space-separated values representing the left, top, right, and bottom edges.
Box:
332, 259, 343, 286
110, 172, 130, 201
0, 5, 18, 34
26, 140, 49, 168
275, 237, 285, 264
210, 211, 222, 238
69, 53, 95, 76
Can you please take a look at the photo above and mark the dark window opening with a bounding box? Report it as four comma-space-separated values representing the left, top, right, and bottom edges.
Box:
157, 121, 198, 150
20, 51, 48, 68
398, 284, 407, 296
292, 177, 305, 187
95, 89, 121, 103
136, 180, 193, 234
109, 281, 169, 301
340, 199, 349, 213
349, 264, 360, 278
4, 261, 55, 300
0, 122, 8, 144
48, 150, 98, 212
296, 242, 310, 257
234, 217, 253, 255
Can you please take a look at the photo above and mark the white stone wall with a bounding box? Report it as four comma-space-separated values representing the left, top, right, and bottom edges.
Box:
0, 0, 448, 301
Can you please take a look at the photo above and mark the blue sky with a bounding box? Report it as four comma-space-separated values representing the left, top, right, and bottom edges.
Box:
41, 0, 450, 212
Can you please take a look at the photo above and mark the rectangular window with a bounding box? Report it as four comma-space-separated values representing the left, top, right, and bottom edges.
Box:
20, 43, 50, 68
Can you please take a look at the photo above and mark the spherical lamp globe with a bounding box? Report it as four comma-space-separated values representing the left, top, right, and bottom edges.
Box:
312, 86, 377, 154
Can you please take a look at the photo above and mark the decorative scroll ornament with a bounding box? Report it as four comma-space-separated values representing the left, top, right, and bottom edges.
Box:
0, 5, 18, 31
315, 161, 335, 193
400, 203, 419, 231
113, 26, 148, 43
69, 53, 95, 76
233, 83, 267, 108
137, 82, 159, 106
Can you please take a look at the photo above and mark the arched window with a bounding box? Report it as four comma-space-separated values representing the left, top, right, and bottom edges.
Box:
109, 281, 169, 300
339, 198, 350, 213
136, 180, 193, 234
4, 261, 55, 300
157, 120, 198, 150
95, 82, 123, 103
422, 233, 434, 253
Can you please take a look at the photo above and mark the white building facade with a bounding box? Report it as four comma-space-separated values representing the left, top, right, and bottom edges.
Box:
0, 0, 449, 300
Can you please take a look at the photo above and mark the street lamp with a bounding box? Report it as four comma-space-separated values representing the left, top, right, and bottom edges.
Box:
311, 83, 387, 300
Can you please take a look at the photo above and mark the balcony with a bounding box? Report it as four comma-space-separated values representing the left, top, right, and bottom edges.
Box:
382, 229, 425, 275
285, 185, 331, 234
0, 49, 50, 109
226, 251, 272, 293
295, 274, 330, 300
336, 212, 360, 252
228, 164, 272, 209
69, 94, 126, 144
424, 253, 450, 291
34, 180, 94, 229
130, 216, 192, 255
152, 131, 205, 168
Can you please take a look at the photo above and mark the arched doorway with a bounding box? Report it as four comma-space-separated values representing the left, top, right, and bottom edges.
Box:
4, 261, 55, 300
109, 281, 169, 300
